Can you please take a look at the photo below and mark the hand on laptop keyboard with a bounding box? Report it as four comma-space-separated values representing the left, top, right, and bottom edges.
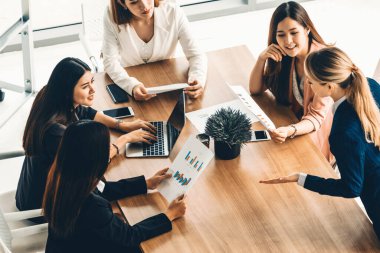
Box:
123, 119, 157, 134
123, 129, 157, 144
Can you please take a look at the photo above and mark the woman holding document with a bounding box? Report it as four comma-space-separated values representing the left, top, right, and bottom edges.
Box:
249, 1, 333, 162
260, 47, 380, 240
43, 120, 186, 253
103, 0, 208, 100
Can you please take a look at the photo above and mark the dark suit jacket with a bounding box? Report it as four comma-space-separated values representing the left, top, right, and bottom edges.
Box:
304, 78, 380, 239
45, 176, 172, 253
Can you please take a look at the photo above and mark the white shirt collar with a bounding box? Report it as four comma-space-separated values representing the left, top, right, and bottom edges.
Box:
333, 96, 347, 114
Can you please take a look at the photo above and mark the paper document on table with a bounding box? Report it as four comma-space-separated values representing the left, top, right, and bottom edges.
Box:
158, 136, 214, 203
186, 99, 259, 133
229, 85, 276, 130
146, 83, 189, 94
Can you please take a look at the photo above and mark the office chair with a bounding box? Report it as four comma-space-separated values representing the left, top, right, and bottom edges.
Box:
79, 0, 108, 73
0, 190, 48, 253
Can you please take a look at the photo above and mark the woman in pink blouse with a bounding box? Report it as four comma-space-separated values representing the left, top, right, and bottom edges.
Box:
249, 1, 333, 162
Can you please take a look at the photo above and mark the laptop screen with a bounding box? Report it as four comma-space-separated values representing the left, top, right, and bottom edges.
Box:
166, 91, 185, 150
167, 91, 185, 131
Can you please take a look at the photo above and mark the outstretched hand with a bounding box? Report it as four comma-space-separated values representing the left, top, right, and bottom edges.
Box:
259, 173, 300, 184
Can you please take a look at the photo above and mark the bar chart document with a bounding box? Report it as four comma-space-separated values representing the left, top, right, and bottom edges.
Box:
158, 135, 214, 202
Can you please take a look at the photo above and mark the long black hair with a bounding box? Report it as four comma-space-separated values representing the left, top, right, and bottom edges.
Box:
23, 57, 91, 156
42, 120, 110, 237
264, 1, 327, 105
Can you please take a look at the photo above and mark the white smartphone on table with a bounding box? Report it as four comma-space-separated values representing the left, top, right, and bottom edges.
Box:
250, 130, 271, 142
103, 107, 134, 119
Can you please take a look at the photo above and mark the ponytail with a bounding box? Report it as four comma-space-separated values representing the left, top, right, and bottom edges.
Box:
347, 67, 380, 148
305, 47, 380, 149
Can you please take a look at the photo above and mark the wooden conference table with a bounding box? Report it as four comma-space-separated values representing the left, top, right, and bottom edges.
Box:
94, 46, 379, 252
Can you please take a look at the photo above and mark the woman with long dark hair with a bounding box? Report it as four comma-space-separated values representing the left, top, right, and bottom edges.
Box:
16, 57, 157, 214
260, 47, 380, 239
249, 1, 333, 162
43, 120, 186, 253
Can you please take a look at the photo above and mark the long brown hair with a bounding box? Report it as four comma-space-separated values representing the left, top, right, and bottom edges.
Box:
23, 58, 91, 156
110, 0, 160, 25
42, 120, 110, 237
264, 1, 327, 105
305, 47, 380, 148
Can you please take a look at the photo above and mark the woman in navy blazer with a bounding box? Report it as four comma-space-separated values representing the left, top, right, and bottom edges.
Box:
42, 120, 186, 253
260, 47, 380, 239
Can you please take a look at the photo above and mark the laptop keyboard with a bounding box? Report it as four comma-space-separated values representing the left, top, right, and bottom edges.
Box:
142, 121, 166, 156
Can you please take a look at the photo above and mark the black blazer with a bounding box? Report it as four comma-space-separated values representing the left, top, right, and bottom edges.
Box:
45, 176, 172, 253
16, 106, 97, 212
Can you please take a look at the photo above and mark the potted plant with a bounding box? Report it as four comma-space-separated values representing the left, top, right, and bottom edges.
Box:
205, 107, 251, 160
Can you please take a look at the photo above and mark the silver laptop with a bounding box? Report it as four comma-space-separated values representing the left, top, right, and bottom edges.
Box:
125, 91, 185, 157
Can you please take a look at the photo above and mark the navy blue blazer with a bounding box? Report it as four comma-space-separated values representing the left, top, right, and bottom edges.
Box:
304, 78, 380, 239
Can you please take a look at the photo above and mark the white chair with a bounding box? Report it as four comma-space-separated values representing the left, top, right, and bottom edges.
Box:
79, 0, 108, 73
0, 190, 48, 253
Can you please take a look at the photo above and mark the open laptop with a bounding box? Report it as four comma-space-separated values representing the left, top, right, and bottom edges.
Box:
125, 91, 185, 157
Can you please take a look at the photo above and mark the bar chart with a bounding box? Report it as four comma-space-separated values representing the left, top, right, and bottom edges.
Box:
173, 171, 192, 186
185, 151, 204, 172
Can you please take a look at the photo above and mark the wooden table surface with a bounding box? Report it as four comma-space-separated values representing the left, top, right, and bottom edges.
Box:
93, 45, 379, 252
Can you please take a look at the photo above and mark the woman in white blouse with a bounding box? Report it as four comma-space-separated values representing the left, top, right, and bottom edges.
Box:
103, 0, 208, 100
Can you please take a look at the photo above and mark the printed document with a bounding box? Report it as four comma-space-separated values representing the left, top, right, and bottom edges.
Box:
158, 136, 214, 202
186, 99, 259, 133
229, 85, 276, 130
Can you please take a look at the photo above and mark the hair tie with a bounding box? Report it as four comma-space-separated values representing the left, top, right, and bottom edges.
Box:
351, 65, 359, 72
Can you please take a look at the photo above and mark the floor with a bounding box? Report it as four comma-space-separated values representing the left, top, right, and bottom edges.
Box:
0, 0, 379, 212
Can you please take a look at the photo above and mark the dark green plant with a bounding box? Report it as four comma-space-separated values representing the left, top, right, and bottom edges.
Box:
205, 107, 251, 146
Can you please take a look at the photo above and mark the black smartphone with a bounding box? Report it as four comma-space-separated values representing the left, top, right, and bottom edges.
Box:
250, 130, 271, 142
106, 83, 129, 103
103, 107, 135, 119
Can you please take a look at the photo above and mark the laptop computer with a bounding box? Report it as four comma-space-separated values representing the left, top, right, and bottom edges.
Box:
125, 91, 185, 157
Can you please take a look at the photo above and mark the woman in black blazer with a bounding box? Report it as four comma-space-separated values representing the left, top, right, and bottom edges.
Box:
16, 57, 157, 215
260, 47, 380, 239
42, 120, 186, 253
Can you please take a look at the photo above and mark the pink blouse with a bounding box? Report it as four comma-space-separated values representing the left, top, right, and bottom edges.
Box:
289, 43, 334, 163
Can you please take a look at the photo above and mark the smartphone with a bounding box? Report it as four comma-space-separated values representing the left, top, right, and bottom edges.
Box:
106, 83, 129, 103
103, 107, 134, 119
250, 130, 271, 142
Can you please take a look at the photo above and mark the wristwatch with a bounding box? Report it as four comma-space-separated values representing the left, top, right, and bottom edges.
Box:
289, 124, 297, 139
